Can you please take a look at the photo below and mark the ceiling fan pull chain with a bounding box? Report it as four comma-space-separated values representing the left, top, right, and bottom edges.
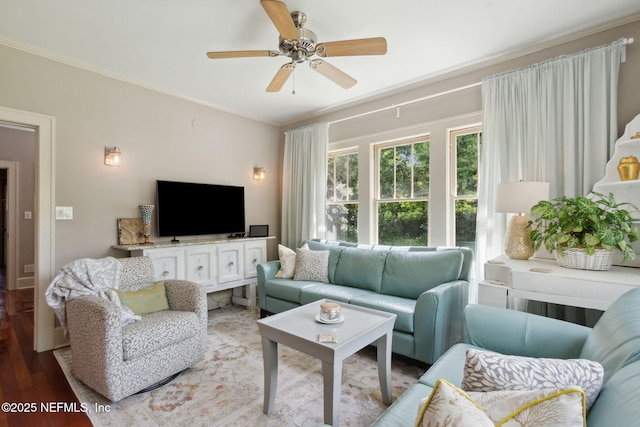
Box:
292, 68, 296, 95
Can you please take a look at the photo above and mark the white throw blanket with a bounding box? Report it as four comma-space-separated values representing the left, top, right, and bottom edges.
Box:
45, 256, 141, 337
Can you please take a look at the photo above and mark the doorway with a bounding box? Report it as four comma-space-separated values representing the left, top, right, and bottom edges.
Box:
0, 160, 18, 292
0, 106, 55, 352
1, 169, 5, 290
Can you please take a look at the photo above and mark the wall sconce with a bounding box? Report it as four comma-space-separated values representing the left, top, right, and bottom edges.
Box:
496, 181, 550, 260
253, 167, 265, 181
105, 147, 121, 166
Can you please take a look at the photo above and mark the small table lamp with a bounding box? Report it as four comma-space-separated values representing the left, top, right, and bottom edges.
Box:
496, 182, 550, 260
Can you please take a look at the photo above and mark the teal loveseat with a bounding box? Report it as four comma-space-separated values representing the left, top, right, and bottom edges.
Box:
257, 239, 473, 364
372, 287, 640, 426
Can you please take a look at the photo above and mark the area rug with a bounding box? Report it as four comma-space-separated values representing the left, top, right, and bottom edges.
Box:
54, 305, 424, 426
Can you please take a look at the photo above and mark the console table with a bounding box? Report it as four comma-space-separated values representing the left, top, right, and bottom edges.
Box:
112, 236, 275, 309
479, 255, 640, 311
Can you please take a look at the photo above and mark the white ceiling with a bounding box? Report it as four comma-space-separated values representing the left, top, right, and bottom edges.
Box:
2, 0, 640, 126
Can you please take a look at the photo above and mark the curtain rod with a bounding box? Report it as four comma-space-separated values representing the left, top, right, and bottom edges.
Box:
329, 37, 634, 126
329, 82, 482, 125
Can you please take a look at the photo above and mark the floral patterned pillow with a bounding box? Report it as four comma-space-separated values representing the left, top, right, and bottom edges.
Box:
461, 348, 604, 409
293, 248, 329, 283
416, 379, 586, 427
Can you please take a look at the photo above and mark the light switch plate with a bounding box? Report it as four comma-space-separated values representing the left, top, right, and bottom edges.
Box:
55, 206, 73, 220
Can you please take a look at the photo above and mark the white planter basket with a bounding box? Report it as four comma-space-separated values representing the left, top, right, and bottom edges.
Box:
555, 248, 613, 271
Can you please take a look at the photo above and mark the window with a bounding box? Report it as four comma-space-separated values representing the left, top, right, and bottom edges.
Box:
449, 126, 482, 251
326, 149, 358, 242
375, 137, 430, 245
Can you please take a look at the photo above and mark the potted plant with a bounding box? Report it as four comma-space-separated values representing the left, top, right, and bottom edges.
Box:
528, 192, 639, 270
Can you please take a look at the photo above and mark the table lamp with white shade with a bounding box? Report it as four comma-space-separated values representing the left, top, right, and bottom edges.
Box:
496, 181, 550, 260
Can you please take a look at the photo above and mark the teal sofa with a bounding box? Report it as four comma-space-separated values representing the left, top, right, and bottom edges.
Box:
372, 287, 640, 426
257, 239, 473, 365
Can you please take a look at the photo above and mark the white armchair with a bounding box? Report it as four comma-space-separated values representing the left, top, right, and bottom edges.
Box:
65, 256, 207, 401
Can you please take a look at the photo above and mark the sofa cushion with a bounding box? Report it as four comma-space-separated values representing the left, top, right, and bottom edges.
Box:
349, 293, 415, 334
461, 348, 604, 409
579, 287, 640, 380
380, 250, 463, 299
113, 281, 169, 315
121, 310, 199, 360
299, 284, 376, 305
333, 247, 387, 292
294, 248, 329, 283
264, 278, 317, 304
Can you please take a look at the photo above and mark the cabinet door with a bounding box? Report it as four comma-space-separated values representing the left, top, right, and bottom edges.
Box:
244, 240, 267, 278
218, 243, 243, 283
144, 248, 184, 281
186, 245, 217, 286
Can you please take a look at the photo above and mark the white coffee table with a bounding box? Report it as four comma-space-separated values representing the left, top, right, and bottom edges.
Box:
256, 299, 397, 426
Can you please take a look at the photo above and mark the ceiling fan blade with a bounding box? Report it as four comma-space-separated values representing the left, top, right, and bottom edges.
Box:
206, 50, 279, 59
266, 63, 295, 92
309, 59, 356, 89
316, 37, 387, 57
260, 0, 299, 41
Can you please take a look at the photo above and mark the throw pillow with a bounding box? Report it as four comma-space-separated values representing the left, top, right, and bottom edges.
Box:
469, 387, 586, 426
461, 348, 604, 410
113, 281, 169, 315
293, 248, 329, 283
415, 379, 493, 427
275, 243, 308, 279
415, 379, 586, 427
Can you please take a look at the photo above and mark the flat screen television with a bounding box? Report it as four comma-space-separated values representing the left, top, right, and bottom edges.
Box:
156, 180, 245, 241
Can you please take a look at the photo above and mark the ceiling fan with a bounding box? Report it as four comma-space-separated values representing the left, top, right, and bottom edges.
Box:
206, 0, 387, 92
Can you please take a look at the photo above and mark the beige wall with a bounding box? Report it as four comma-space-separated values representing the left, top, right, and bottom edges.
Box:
0, 44, 282, 270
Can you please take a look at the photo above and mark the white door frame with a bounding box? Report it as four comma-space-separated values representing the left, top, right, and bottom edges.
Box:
0, 106, 55, 352
0, 161, 18, 291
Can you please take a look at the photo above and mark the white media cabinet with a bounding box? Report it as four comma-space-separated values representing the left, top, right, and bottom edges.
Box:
112, 236, 275, 309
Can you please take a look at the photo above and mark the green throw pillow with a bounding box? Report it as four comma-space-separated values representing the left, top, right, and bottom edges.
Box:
114, 281, 169, 315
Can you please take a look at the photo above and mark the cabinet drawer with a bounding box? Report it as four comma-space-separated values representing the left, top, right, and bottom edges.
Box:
144, 248, 184, 281
186, 246, 217, 286
244, 240, 267, 278
218, 243, 243, 283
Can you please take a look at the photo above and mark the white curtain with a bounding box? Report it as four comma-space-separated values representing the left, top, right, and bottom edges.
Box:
476, 39, 626, 297
281, 122, 329, 248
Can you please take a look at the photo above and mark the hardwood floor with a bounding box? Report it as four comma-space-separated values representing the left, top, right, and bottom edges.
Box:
0, 284, 92, 426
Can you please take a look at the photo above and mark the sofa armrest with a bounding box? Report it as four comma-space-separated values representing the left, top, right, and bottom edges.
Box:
462, 304, 591, 359
257, 260, 281, 308
66, 296, 125, 386
414, 280, 469, 364
164, 280, 208, 332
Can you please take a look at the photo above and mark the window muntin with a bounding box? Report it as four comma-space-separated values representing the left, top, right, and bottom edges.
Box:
449, 126, 481, 250
376, 137, 430, 245
326, 150, 358, 242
